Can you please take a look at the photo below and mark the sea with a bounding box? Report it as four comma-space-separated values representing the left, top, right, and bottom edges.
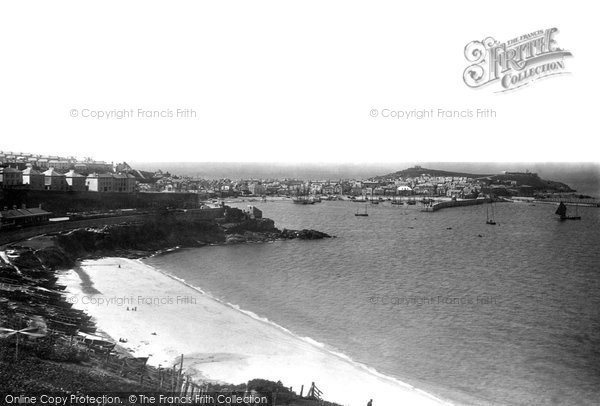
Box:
144, 200, 600, 406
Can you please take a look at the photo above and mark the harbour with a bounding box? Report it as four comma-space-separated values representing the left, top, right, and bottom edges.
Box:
148, 199, 600, 406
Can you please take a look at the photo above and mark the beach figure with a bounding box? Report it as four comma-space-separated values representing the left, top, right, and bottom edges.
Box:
126, 307, 129, 311
367, 399, 373, 406
118, 264, 121, 268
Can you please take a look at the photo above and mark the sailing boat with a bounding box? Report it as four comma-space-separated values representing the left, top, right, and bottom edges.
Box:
555, 201, 581, 221
355, 205, 368, 217
292, 186, 314, 205
486, 200, 497, 225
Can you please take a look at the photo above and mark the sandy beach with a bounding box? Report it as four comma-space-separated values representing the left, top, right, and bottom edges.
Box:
59, 257, 450, 406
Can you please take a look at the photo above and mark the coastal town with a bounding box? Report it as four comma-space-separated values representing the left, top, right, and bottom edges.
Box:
1, 149, 596, 235
0, 150, 586, 200
1, 150, 596, 230
1, 150, 598, 406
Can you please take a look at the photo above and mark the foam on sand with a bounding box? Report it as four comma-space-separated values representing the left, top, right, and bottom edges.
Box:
59, 257, 452, 406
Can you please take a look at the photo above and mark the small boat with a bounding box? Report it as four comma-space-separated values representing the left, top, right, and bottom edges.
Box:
292, 186, 314, 204
486, 201, 497, 225
355, 205, 368, 217
292, 198, 314, 205
391, 196, 403, 205
555, 202, 581, 220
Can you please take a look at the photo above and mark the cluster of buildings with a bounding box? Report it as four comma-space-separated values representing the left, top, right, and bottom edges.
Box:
359, 175, 482, 198
129, 171, 484, 198
0, 151, 136, 193
364, 168, 545, 197
0, 151, 114, 173
146, 174, 488, 199
1, 150, 546, 199
0, 204, 52, 230
140, 176, 350, 197
0, 166, 137, 193
143, 167, 543, 199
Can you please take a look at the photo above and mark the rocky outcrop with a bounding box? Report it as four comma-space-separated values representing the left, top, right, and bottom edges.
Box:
0, 212, 331, 338
280, 228, 332, 240
6, 213, 331, 269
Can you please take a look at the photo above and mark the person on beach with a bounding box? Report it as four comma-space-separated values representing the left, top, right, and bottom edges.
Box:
367, 399, 372, 406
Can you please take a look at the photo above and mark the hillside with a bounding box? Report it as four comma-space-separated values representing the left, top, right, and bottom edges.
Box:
374, 166, 575, 192
374, 166, 489, 180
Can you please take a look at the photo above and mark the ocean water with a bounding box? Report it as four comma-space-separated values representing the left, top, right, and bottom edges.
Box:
144, 201, 600, 405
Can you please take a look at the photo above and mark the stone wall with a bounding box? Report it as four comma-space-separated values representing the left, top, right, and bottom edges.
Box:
0, 208, 225, 246
0, 189, 200, 215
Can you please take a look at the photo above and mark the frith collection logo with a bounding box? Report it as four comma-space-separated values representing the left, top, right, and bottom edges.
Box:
463, 28, 572, 92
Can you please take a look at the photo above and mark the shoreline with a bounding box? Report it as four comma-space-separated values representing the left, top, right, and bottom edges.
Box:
59, 257, 451, 406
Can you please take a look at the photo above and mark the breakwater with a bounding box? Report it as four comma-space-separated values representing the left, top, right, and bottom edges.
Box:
421, 198, 491, 212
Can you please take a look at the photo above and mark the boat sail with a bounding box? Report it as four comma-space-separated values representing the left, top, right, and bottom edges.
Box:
486, 200, 497, 225
555, 202, 567, 217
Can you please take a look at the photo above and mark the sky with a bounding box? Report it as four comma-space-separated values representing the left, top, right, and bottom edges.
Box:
1, 1, 598, 164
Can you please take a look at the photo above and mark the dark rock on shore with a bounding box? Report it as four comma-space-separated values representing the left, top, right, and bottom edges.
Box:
7, 213, 332, 269
280, 228, 332, 240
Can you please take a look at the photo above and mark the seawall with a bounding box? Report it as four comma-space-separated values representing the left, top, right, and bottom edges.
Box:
422, 198, 491, 212
0, 189, 200, 215
0, 208, 225, 246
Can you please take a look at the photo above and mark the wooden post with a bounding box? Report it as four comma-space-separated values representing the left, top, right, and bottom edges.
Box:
183, 376, 190, 396
171, 368, 175, 393
307, 382, 315, 398
299, 385, 304, 398
177, 354, 184, 395
140, 359, 147, 384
